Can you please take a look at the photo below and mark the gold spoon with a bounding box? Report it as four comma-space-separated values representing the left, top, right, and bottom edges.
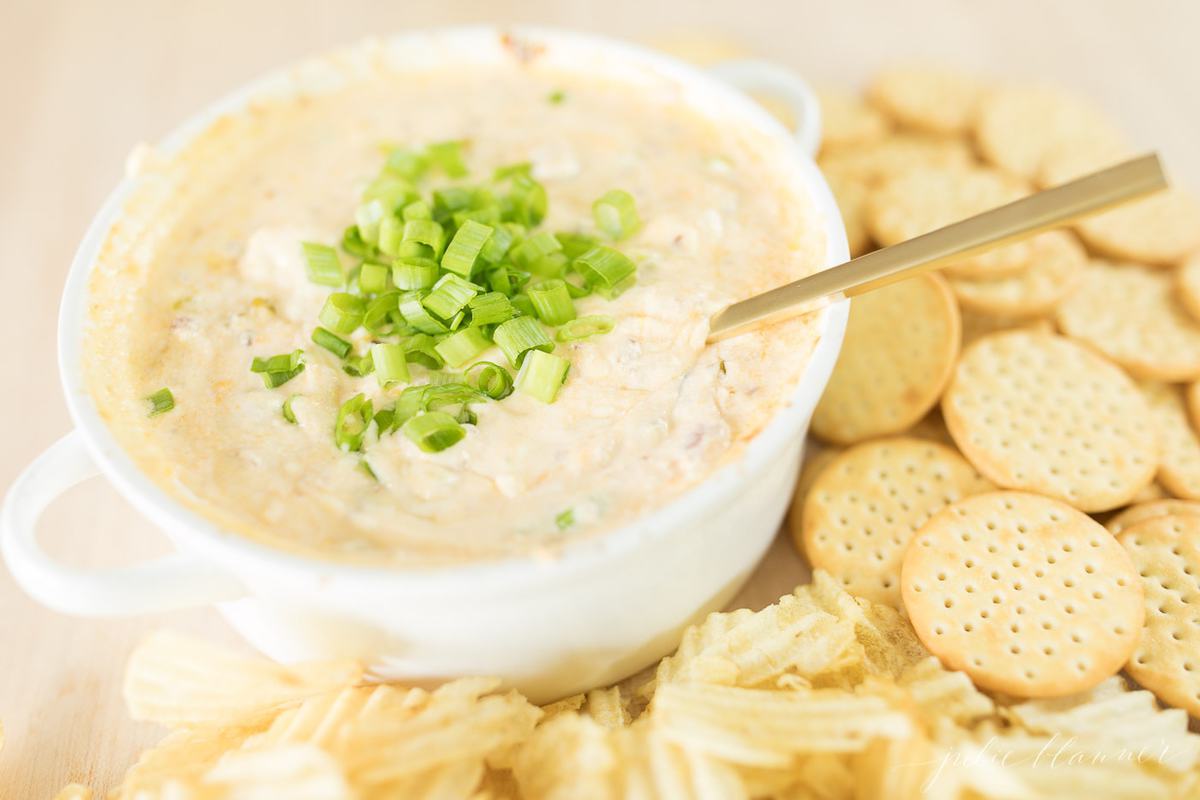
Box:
707, 154, 1168, 342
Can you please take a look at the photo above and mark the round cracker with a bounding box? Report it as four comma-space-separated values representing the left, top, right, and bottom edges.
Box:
947, 231, 1086, 317
1076, 189, 1200, 268
812, 273, 960, 444
799, 438, 993, 608
902, 491, 1143, 697
960, 312, 1053, 349
1106, 500, 1200, 535
1118, 514, 1200, 716
942, 330, 1157, 512
1175, 252, 1200, 324
867, 166, 1032, 277
1141, 382, 1200, 501
1056, 260, 1200, 382
817, 87, 893, 151
823, 167, 872, 257
817, 133, 975, 187
1036, 141, 1130, 190
974, 85, 1124, 179
867, 64, 985, 135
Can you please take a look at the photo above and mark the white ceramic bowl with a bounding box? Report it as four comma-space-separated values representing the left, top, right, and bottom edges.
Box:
2, 27, 848, 702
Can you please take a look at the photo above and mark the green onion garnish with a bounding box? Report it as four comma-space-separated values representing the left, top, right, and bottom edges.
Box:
528, 279, 576, 326
574, 246, 637, 298
335, 394, 373, 452
556, 508, 574, 529
510, 293, 535, 318
402, 219, 446, 259
377, 215, 404, 257
301, 242, 344, 287
342, 352, 374, 378
362, 292, 403, 336
557, 315, 615, 342
467, 361, 513, 400
392, 258, 440, 291
493, 316, 554, 368
441, 220, 493, 279
146, 387, 174, 417
282, 395, 300, 424
355, 200, 388, 246
358, 262, 391, 294
467, 292, 515, 327
548, 89, 566, 105
312, 327, 352, 359
318, 293, 366, 335
555, 232, 598, 259
371, 342, 411, 388
399, 293, 449, 335
434, 327, 492, 369
422, 274, 480, 321
592, 190, 641, 240
504, 173, 547, 227
250, 350, 306, 388
402, 411, 466, 453
511, 231, 562, 270
363, 174, 416, 209
385, 149, 429, 181
403, 200, 432, 221
516, 350, 570, 403
403, 334, 445, 369
341, 226, 375, 260
479, 223, 517, 265
493, 162, 532, 181
427, 140, 469, 178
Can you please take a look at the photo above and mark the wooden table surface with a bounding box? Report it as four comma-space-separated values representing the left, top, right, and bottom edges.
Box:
2, 1, 1197, 795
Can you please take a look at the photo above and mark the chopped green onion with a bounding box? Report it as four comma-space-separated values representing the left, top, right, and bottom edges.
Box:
493, 162, 532, 181
358, 261, 391, 294
282, 394, 300, 424
575, 246, 637, 298
403, 334, 445, 369
441, 219, 493, 278
392, 258, 440, 291
592, 190, 641, 240
493, 316, 554, 368
363, 174, 416, 210
528, 279, 576, 326
427, 140, 469, 178
402, 411, 466, 453
355, 199, 388, 246
433, 186, 475, 218
341, 226, 376, 260
342, 352, 375, 378
146, 387, 174, 417
504, 173, 547, 226
466, 361, 513, 400
335, 394, 373, 452
250, 350, 305, 388
467, 291, 515, 327
555, 231, 598, 259
434, 327, 492, 368
487, 266, 514, 296
359, 459, 378, 480
363, 292, 403, 335
529, 252, 569, 278
422, 274, 480, 321
399, 293, 449, 335
510, 293, 535, 318
377, 215, 404, 257
556, 508, 574, 529
557, 315, 615, 342
511, 231, 562, 270
301, 242, 343, 287
318, 293, 366, 335
453, 206, 501, 228
479, 224, 517, 264
563, 274, 592, 298
312, 326, 352, 359
449, 309, 466, 330
385, 149, 429, 181
371, 342, 411, 388
516, 350, 570, 403
547, 89, 566, 105
402, 219, 446, 259
403, 200, 432, 221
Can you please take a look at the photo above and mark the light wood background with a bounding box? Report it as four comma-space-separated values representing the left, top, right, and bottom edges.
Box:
2, 0, 1197, 795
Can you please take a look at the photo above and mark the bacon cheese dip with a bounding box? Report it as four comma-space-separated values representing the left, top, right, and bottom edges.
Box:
83, 51, 827, 565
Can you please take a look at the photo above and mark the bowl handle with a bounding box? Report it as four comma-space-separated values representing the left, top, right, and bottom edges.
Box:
1, 430, 246, 616
708, 59, 822, 157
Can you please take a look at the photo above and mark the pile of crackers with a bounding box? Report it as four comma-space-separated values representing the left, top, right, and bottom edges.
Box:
19, 63, 1200, 800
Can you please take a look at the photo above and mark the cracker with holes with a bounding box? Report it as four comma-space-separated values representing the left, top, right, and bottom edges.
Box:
942, 330, 1157, 512
1106, 500, 1200, 535
817, 87, 893, 151
796, 438, 993, 607
1141, 382, 1200, 501
1118, 514, 1200, 716
867, 166, 1032, 277
867, 64, 985, 135
1177, 253, 1200, 324
947, 231, 1086, 318
812, 274, 960, 444
1056, 260, 1200, 382
823, 167, 872, 257
1076, 188, 1200, 267
901, 491, 1144, 697
817, 133, 975, 187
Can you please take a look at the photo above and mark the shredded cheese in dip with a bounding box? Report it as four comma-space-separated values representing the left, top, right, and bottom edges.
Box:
84, 52, 827, 565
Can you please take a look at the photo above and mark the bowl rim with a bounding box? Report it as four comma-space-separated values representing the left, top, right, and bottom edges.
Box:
56, 25, 850, 593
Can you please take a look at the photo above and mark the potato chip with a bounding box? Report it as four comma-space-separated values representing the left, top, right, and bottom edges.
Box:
514, 714, 615, 800
539, 693, 586, 722
242, 685, 427, 752
124, 631, 362, 728
205, 744, 352, 800
853, 732, 936, 800
52, 785, 92, 800
653, 683, 913, 766
897, 657, 995, 728
582, 687, 629, 729
111, 724, 266, 800
768, 753, 857, 800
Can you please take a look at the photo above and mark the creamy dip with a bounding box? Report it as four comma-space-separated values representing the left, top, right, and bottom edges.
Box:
84, 46, 826, 565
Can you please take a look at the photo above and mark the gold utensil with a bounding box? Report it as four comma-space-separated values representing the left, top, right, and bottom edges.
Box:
707, 154, 1168, 342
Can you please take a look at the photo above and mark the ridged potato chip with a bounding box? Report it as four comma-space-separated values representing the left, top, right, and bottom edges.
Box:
112, 724, 266, 800
205, 744, 353, 800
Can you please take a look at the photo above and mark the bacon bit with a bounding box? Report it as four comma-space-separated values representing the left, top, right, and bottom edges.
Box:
499, 32, 545, 65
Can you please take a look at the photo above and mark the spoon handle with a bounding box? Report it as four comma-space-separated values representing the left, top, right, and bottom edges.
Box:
707, 153, 1168, 342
